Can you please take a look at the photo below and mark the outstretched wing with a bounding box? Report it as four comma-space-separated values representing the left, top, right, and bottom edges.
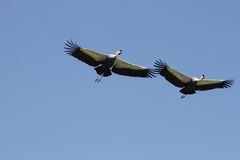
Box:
154, 59, 191, 88
64, 40, 108, 67
195, 79, 234, 91
111, 58, 155, 78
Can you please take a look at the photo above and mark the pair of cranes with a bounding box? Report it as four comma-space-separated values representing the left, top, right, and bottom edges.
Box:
65, 40, 234, 98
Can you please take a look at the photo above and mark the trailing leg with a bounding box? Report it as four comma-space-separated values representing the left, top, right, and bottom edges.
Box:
180, 95, 186, 99
95, 74, 104, 83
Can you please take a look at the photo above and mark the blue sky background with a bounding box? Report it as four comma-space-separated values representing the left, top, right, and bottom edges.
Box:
1, 0, 239, 159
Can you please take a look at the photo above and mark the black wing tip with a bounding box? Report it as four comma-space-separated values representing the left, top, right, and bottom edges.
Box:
223, 79, 234, 88
64, 40, 80, 55
146, 68, 157, 78
153, 59, 168, 74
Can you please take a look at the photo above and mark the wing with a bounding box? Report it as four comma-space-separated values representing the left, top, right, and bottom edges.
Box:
64, 40, 108, 67
154, 59, 191, 88
111, 58, 156, 78
195, 79, 234, 91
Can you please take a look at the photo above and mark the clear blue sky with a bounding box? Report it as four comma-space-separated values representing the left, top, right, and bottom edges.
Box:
1, 0, 239, 160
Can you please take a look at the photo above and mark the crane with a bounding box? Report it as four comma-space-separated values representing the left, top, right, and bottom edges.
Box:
64, 40, 155, 82
154, 59, 234, 98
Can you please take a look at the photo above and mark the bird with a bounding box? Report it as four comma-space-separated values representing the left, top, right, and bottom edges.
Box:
154, 59, 234, 98
64, 40, 155, 82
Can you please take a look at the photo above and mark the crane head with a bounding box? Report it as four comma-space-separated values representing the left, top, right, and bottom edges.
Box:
115, 50, 123, 56
200, 74, 205, 80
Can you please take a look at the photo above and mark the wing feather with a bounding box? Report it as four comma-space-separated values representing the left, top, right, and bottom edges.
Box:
154, 59, 191, 87
112, 59, 156, 78
195, 79, 234, 91
64, 40, 108, 67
